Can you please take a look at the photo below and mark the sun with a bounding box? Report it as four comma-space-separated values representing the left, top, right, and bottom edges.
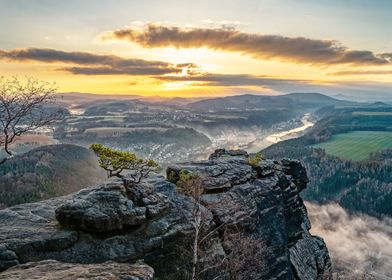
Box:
154, 47, 219, 73
162, 81, 199, 90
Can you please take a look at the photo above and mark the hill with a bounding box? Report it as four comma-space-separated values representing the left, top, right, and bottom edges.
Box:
0, 144, 106, 208
282, 92, 345, 105
186, 92, 354, 112
58, 92, 202, 111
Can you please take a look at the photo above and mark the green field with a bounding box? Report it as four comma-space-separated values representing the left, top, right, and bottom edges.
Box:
312, 131, 392, 161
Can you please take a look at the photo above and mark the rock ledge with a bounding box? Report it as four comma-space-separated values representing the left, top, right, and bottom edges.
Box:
0, 149, 331, 280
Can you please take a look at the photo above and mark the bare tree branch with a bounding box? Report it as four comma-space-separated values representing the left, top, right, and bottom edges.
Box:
0, 76, 61, 164
174, 171, 268, 279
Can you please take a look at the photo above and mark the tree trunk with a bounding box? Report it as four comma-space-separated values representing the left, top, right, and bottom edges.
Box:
192, 204, 202, 280
192, 219, 200, 280
4, 142, 12, 156
0, 157, 7, 165
0, 145, 13, 165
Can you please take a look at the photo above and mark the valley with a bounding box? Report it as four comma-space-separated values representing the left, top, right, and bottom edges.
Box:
0, 92, 391, 279
47, 92, 334, 165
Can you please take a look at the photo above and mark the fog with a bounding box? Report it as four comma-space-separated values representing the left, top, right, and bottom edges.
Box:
306, 202, 392, 278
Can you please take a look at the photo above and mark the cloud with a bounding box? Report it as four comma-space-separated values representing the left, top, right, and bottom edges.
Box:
330, 69, 392, 76
381, 53, 392, 60
0, 48, 197, 75
154, 73, 310, 87
101, 23, 391, 66
152, 73, 324, 94
306, 202, 392, 277
59, 66, 185, 76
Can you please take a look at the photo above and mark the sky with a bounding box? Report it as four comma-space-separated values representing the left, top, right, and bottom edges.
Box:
0, 0, 392, 99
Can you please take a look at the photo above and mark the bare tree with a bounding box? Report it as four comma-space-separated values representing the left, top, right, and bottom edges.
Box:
220, 231, 268, 280
175, 170, 207, 280
0, 76, 60, 164
174, 170, 269, 280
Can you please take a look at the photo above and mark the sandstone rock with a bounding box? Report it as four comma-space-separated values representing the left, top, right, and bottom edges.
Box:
0, 260, 153, 280
168, 149, 331, 279
0, 149, 332, 280
55, 181, 169, 232
0, 176, 200, 277
167, 150, 256, 193
290, 234, 332, 280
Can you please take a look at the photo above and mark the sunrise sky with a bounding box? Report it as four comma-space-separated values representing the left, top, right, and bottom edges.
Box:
1, 0, 392, 99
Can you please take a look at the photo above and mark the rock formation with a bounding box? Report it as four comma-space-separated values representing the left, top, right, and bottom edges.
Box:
0, 149, 331, 279
0, 260, 153, 280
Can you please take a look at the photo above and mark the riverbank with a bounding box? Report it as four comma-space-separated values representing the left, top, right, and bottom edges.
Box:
246, 113, 314, 153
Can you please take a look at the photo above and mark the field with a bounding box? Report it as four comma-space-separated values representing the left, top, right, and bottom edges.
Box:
312, 131, 392, 161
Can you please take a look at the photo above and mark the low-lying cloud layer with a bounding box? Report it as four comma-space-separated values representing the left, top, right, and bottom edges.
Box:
0, 48, 197, 75
306, 202, 392, 277
102, 23, 391, 66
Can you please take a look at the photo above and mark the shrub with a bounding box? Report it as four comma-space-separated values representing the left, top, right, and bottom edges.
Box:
247, 152, 263, 167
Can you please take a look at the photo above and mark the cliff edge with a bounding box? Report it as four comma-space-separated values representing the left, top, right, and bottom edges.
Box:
0, 149, 331, 279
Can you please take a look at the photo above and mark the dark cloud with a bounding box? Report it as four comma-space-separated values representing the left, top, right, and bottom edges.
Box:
381, 53, 392, 60
59, 66, 183, 75
0, 48, 197, 75
102, 23, 390, 66
154, 73, 310, 88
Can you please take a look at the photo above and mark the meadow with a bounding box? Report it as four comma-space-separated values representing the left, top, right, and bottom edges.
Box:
312, 131, 392, 161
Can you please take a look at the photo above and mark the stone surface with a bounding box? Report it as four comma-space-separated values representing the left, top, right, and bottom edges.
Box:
0, 260, 153, 280
55, 181, 169, 232
168, 150, 332, 279
289, 234, 332, 280
0, 149, 332, 280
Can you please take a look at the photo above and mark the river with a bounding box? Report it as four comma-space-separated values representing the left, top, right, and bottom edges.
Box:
245, 113, 314, 153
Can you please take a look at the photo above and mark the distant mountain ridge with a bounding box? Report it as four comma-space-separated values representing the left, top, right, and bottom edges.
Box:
186, 92, 354, 111
58, 92, 204, 109
59, 92, 355, 112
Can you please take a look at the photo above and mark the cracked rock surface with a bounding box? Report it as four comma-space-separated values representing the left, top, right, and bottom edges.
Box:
0, 260, 153, 280
0, 149, 331, 280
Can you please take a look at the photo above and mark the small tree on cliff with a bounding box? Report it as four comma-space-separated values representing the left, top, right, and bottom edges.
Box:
90, 143, 159, 187
0, 76, 60, 165
247, 152, 263, 167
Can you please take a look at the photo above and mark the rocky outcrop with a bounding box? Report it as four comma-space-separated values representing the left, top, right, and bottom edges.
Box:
0, 260, 153, 280
0, 149, 331, 279
167, 149, 332, 279
55, 181, 169, 232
